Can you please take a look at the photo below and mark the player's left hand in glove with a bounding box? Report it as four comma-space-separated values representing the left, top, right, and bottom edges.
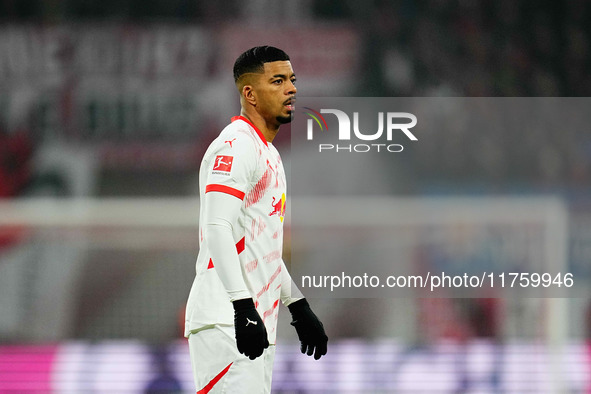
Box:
232, 298, 269, 360
288, 298, 328, 360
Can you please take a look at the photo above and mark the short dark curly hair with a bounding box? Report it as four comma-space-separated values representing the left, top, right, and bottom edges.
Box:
233, 46, 290, 82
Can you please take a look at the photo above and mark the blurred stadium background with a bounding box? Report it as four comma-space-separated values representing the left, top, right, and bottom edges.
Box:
0, 0, 590, 392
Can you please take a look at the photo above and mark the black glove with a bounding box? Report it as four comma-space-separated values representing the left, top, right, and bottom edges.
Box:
288, 299, 328, 360
232, 298, 269, 360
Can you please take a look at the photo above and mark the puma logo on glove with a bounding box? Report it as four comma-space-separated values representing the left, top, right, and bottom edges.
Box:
232, 298, 269, 360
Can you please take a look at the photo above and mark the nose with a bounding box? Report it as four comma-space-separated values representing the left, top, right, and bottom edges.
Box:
287, 80, 297, 94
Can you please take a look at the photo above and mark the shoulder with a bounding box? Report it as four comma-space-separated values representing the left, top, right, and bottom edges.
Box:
201, 122, 262, 175
214, 119, 266, 157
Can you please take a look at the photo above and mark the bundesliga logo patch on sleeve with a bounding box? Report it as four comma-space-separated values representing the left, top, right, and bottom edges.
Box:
212, 155, 234, 174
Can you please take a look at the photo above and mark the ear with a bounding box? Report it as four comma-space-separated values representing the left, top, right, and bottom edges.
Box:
242, 85, 257, 106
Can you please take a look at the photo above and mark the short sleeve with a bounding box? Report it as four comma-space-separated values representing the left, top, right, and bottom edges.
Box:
204, 132, 259, 200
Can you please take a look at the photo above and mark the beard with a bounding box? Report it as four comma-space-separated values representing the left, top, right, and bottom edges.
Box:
276, 112, 294, 124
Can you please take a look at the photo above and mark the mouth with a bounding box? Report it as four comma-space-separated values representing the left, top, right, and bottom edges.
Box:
284, 97, 296, 111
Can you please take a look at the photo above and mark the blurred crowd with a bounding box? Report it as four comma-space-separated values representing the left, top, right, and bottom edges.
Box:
315, 0, 591, 97
313, 0, 591, 191
342, 0, 591, 191
0, 0, 589, 195
1, 0, 590, 96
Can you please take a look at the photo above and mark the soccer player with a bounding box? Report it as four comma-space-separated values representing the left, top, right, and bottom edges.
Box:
185, 46, 328, 393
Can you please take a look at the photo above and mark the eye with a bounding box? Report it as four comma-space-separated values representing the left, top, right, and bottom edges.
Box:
291, 78, 297, 84
273, 79, 283, 84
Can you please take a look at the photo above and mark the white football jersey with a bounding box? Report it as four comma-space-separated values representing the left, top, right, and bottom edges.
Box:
185, 116, 289, 343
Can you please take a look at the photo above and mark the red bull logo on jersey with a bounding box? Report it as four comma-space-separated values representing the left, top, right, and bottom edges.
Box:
212, 155, 233, 173
304, 108, 417, 153
269, 193, 286, 222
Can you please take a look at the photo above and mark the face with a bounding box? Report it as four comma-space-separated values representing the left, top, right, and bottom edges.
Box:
252, 61, 297, 125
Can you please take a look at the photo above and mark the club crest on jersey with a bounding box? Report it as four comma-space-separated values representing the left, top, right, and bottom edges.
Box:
212, 155, 233, 174
269, 193, 286, 222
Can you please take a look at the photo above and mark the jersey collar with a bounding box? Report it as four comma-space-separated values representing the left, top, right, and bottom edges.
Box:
231, 116, 268, 147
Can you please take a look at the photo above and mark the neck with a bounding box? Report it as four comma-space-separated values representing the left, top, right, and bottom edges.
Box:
240, 108, 279, 143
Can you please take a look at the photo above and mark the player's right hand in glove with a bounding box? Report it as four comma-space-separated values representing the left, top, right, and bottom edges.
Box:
288, 298, 328, 360
232, 298, 269, 360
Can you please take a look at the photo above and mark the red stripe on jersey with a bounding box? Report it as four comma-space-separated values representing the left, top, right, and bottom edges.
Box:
235, 237, 245, 255
262, 299, 280, 321
207, 258, 214, 269
256, 265, 282, 299
205, 184, 245, 200
197, 362, 233, 394
231, 115, 268, 146
244, 165, 272, 207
